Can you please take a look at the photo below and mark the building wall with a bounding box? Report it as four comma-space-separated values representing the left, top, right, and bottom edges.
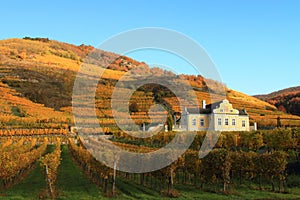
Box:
211, 114, 249, 131
186, 114, 210, 131
237, 115, 250, 131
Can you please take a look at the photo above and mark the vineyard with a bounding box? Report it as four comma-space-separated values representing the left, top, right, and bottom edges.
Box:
1, 38, 300, 134
0, 38, 300, 199
0, 128, 299, 199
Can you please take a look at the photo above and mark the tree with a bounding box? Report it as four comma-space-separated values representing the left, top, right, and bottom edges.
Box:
201, 149, 232, 193
167, 114, 174, 131
277, 116, 282, 128
129, 102, 139, 113
231, 151, 255, 185
184, 151, 201, 186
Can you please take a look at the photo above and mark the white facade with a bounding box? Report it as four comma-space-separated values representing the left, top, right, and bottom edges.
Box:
180, 99, 250, 132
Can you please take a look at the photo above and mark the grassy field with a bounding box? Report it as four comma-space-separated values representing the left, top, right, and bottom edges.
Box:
111, 179, 300, 200
1, 145, 300, 200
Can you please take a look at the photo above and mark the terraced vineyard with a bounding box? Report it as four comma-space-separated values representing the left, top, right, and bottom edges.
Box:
1, 38, 300, 133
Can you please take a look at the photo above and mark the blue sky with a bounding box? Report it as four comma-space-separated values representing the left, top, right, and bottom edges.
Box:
0, 0, 299, 95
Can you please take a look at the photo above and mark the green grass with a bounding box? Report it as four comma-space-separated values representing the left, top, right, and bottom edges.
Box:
11, 106, 25, 117
110, 178, 300, 200
175, 184, 300, 200
1, 163, 46, 200
56, 145, 105, 199
115, 178, 162, 200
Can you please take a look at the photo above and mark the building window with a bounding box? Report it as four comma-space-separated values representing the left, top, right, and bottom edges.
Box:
242, 120, 246, 127
232, 119, 236, 126
192, 118, 196, 126
200, 118, 205, 126
218, 118, 222, 126
225, 118, 229, 126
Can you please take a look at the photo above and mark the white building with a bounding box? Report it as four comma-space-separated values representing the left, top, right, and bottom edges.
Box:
180, 99, 250, 132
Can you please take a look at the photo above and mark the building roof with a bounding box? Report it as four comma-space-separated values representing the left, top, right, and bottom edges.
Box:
185, 107, 211, 114
206, 100, 224, 110
184, 99, 248, 116
238, 109, 248, 116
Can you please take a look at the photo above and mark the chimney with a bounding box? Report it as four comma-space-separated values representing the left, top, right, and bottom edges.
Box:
202, 100, 206, 109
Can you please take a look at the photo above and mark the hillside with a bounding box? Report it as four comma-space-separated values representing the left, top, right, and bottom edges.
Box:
0, 82, 70, 128
255, 86, 300, 117
0, 37, 300, 130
